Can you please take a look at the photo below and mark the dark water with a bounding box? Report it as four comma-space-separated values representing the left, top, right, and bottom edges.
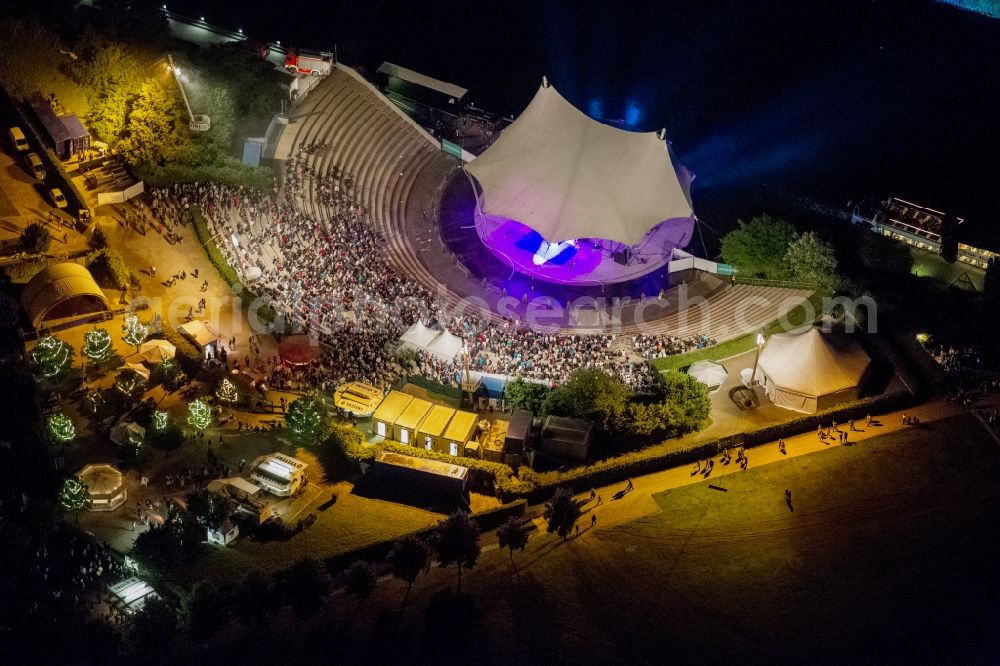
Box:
175, 0, 1000, 245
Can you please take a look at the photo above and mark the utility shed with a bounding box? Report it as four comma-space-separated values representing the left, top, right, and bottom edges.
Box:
538, 415, 594, 461
504, 409, 533, 455
371, 390, 413, 438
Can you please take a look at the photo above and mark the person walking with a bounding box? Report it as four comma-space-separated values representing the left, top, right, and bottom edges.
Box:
597, 495, 603, 506
626, 478, 634, 492
591, 513, 597, 527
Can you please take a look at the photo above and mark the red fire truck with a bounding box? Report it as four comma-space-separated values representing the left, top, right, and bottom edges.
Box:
283, 50, 335, 77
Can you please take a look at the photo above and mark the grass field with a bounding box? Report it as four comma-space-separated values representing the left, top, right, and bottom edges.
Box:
295, 411, 1000, 664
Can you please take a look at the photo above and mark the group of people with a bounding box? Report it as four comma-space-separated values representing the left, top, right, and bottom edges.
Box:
633, 333, 716, 360
145, 146, 719, 394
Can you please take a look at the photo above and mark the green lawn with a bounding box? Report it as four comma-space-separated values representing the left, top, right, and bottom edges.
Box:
650, 290, 825, 373
305, 412, 1000, 664
168, 484, 441, 587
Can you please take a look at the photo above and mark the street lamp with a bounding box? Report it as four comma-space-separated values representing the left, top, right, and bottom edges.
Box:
750, 330, 766, 386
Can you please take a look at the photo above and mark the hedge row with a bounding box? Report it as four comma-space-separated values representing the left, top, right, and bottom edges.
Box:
3, 257, 55, 282
406, 374, 462, 400
505, 388, 923, 504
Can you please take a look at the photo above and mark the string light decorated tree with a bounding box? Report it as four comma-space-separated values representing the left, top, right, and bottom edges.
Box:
47, 412, 76, 444
59, 477, 89, 522
188, 399, 212, 431
285, 396, 328, 446
153, 410, 169, 432
32, 335, 73, 379
121, 314, 149, 353
215, 378, 239, 413
82, 327, 113, 362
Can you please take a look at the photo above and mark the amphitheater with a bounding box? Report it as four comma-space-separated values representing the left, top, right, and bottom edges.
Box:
276, 65, 812, 343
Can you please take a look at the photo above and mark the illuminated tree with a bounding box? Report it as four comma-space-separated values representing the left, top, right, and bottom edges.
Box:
115, 370, 145, 400
153, 410, 169, 432
215, 378, 238, 412
187, 399, 212, 431
121, 314, 149, 353
285, 396, 327, 445
59, 477, 89, 521
82, 327, 113, 362
721, 214, 796, 280
32, 335, 73, 379
48, 412, 76, 444
785, 231, 839, 292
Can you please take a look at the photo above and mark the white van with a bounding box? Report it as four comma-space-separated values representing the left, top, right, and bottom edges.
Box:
8, 127, 29, 152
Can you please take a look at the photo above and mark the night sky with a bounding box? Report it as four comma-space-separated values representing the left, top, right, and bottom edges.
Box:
169, 0, 1000, 244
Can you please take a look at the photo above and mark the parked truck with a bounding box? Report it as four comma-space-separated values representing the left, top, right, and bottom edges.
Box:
283, 50, 335, 77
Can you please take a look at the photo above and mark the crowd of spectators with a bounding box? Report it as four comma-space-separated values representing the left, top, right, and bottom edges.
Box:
147, 144, 714, 392
633, 333, 716, 360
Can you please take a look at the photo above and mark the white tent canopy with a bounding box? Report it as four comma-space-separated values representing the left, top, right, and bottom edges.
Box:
757, 328, 871, 413
466, 81, 693, 245
110, 422, 145, 446
399, 323, 464, 362
687, 360, 728, 393
400, 322, 440, 351
425, 330, 463, 362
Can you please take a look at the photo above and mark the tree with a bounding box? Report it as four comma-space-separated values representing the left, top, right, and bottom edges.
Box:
342, 560, 376, 625
388, 534, 431, 613
32, 335, 73, 379
47, 412, 76, 444
785, 231, 839, 292
215, 378, 238, 412
81, 327, 113, 362
504, 376, 551, 414
543, 367, 628, 430
544, 488, 581, 540
283, 557, 330, 620
619, 371, 711, 439
152, 410, 169, 432
858, 231, 914, 275
720, 214, 796, 279
187, 399, 212, 431
115, 369, 145, 401
433, 511, 481, 593
59, 476, 88, 521
983, 257, 1000, 307
231, 569, 279, 628
121, 314, 148, 352
285, 396, 327, 445
124, 596, 177, 657
185, 581, 227, 643
20, 222, 52, 255
939, 215, 959, 263
186, 489, 233, 527
497, 516, 530, 568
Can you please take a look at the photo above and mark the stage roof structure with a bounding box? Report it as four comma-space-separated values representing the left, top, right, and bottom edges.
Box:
466, 81, 693, 245
21, 263, 111, 330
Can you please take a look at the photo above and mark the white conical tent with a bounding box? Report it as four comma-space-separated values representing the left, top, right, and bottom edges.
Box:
466, 82, 694, 245
687, 360, 728, 393
757, 328, 871, 413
